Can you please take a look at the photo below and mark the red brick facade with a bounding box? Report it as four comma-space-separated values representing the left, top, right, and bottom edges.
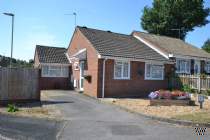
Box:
67, 29, 174, 98
67, 29, 100, 97
34, 50, 72, 90
98, 59, 173, 97
39, 67, 72, 90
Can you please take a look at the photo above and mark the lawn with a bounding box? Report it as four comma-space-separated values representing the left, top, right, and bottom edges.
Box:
0, 92, 62, 120
173, 112, 210, 123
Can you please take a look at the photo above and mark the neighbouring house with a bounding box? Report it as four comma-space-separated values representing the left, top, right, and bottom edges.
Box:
34, 45, 72, 90
132, 32, 210, 75
66, 26, 210, 98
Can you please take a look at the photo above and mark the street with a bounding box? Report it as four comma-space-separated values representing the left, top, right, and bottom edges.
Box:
0, 90, 209, 140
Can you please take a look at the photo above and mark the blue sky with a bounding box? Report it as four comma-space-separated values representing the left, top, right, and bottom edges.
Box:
0, 0, 209, 61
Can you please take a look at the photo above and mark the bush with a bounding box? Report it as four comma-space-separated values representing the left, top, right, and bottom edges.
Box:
207, 89, 210, 96
7, 104, 19, 112
181, 84, 192, 93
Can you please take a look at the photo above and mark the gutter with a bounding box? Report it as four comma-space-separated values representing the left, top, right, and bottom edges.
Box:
102, 58, 107, 98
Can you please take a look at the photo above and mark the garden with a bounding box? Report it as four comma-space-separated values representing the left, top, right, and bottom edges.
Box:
101, 84, 210, 124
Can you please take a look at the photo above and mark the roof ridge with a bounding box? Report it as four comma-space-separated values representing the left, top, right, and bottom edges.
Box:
133, 31, 183, 41
77, 26, 132, 37
36, 45, 66, 49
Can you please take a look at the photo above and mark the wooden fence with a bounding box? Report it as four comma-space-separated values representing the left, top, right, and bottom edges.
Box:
0, 67, 40, 103
171, 74, 210, 92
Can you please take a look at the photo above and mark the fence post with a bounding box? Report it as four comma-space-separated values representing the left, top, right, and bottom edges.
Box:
198, 75, 201, 93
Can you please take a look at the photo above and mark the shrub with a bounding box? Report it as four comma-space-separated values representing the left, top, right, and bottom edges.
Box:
207, 89, 210, 96
181, 84, 192, 93
7, 104, 19, 112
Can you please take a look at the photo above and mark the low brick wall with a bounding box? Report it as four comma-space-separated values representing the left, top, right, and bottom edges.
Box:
150, 99, 194, 106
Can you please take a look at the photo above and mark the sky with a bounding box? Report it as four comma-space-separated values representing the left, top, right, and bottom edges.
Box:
0, 0, 210, 61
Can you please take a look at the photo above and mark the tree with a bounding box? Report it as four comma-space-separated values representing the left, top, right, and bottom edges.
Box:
141, 0, 210, 40
202, 39, 210, 53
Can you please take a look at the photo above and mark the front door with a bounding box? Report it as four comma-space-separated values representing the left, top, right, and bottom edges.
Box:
80, 61, 85, 91
194, 60, 200, 74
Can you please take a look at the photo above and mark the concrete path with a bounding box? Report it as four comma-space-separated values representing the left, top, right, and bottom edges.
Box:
44, 90, 210, 140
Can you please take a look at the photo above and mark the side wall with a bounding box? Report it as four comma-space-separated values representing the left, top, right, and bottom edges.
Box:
67, 29, 99, 97
98, 59, 173, 98
39, 66, 72, 90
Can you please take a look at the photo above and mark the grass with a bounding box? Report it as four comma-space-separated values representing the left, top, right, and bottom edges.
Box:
173, 111, 210, 124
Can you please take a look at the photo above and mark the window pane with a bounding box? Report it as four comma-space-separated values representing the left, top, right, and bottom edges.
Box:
176, 59, 190, 73
115, 64, 122, 78
42, 66, 49, 76
115, 62, 122, 78
206, 62, 210, 73
49, 66, 61, 77
151, 65, 163, 79
62, 67, 69, 77
186, 61, 190, 73
123, 62, 129, 77
146, 64, 151, 78
176, 60, 180, 72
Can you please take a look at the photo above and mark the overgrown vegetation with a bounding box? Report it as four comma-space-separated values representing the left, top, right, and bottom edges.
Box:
7, 104, 19, 112
0, 55, 33, 68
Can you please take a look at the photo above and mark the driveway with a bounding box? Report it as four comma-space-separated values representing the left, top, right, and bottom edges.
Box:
44, 90, 210, 140
0, 113, 63, 140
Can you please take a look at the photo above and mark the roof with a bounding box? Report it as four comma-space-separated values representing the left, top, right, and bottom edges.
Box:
36, 45, 69, 64
77, 26, 170, 62
133, 32, 210, 59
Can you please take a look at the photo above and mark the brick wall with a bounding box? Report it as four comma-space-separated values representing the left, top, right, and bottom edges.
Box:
39, 67, 72, 90
67, 28, 174, 98
98, 59, 174, 98
67, 29, 99, 97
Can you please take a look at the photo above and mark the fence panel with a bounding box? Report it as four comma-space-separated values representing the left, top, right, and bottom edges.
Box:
171, 74, 210, 91
0, 67, 40, 103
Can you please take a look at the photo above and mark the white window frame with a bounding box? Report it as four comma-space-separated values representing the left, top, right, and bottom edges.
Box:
41, 65, 69, 77
175, 58, 191, 74
145, 62, 164, 80
205, 61, 210, 73
114, 60, 130, 80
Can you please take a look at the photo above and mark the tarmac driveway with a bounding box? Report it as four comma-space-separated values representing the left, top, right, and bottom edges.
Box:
44, 90, 210, 140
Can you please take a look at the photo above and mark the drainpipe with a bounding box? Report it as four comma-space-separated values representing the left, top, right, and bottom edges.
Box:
102, 58, 107, 98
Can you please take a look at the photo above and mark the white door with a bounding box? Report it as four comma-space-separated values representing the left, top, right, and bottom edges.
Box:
79, 61, 85, 91
194, 60, 200, 74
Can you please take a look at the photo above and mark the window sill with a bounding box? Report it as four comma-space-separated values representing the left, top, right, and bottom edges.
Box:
114, 77, 130, 80
145, 78, 164, 80
42, 76, 69, 78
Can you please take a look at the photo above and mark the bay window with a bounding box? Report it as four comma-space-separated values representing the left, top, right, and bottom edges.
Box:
176, 59, 190, 74
145, 63, 164, 80
114, 61, 130, 79
42, 65, 69, 77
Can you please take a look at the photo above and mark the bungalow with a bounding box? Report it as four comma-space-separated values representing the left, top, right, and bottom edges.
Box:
132, 32, 210, 75
34, 45, 72, 90
66, 26, 210, 98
